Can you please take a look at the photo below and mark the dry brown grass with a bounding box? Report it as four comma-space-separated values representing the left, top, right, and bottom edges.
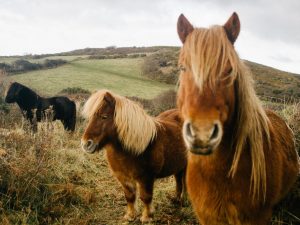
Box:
269, 101, 300, 225
0, 93, 299, 224
0, 104, 197, 225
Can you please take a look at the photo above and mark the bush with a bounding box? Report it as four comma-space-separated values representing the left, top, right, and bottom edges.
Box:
128, 89, 177, 116
43, 59, 67, 68
0, 59, 67, 75
0, 96, 9, 113
272, 89, 283, 94
142, 50, 180, 84
59, 87, 91, 95
13, 59, 42, 72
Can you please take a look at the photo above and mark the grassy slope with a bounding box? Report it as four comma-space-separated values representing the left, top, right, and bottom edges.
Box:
245, 61, 300, 99
9, 58, 174, 99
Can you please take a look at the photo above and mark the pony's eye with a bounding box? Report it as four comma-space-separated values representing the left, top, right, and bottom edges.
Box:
227, 68, 233, 75
101, 115, 108, 119
179, 65, 186, 72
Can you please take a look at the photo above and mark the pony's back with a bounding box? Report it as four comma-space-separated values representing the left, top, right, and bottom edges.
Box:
157, 108, 183, 124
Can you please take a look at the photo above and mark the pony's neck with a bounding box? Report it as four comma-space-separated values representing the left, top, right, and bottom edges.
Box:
108, 139, 134, 156
16, 89, 39, 110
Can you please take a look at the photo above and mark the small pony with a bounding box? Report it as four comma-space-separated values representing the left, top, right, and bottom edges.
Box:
176, 12, 299, 225
81, 90, 187, 222
5, 82, 76, 132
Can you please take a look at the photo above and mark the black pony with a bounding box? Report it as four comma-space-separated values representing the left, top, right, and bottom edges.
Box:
5, 82, 76, 132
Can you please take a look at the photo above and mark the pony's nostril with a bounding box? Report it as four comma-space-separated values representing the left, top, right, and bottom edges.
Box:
86, 140, 93, 149
210, 124, 219, 140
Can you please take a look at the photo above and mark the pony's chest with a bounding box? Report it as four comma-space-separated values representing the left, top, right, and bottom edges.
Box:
105, 149, 153, 178
186, 160, 252, 224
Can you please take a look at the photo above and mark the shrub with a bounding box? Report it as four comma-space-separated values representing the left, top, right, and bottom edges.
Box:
141, 50, 180, 84
128, 89, 177, 116
43, 59, 67, 68
0, 96, 9, 113
13, 59, 42, 72
0, 59, 67, 75
272, 89, 282, 94
59, 87, 91, 95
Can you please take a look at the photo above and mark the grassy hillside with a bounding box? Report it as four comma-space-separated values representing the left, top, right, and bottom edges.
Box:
2, 46, 299, 100
141, 48, 300, 100
0, 47, 299, 224
246, 60, 300, 99
8, 58, 174, 99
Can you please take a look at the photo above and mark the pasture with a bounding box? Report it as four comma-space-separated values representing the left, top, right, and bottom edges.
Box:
5, 58, 174, 99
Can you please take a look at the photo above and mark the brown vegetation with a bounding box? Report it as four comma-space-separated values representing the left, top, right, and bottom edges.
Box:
0, 88, 299, 224
0, 93, 197, 225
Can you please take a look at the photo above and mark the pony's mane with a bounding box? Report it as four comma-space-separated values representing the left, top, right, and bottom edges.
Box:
7, 82, 39, 98
180, 25, 271, 201
82, 90, 158, 155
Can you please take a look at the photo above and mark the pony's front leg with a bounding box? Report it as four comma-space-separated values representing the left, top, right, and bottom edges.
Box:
138, 179, 154, 223
175, 169, 187, 205
120, 180, 137, 221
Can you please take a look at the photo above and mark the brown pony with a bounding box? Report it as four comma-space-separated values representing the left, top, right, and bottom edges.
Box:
81, 90, 187, 223
176, 12, 299, 225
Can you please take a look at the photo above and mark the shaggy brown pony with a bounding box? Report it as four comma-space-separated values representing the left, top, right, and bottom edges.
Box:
176, 12, 299, 225
81, 90, 187, 223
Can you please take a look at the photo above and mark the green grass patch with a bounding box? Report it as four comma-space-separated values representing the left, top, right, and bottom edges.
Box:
10, 58, 174, 99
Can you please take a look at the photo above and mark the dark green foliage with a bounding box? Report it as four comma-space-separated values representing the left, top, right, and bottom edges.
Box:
59, 87, 91, 95
0, 96, 9, 113
273, 89, 283, 94
43, 59, 67, 68
0, 59, 67, 75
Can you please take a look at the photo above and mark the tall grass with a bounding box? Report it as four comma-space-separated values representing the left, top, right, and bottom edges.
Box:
0, 95, 299, 224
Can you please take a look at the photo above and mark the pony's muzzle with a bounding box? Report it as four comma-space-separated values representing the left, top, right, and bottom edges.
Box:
81, 139, 98, 153
183, 120, 222, 155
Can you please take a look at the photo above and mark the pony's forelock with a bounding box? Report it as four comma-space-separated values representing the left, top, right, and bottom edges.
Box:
179, 26, 239, 92
82, 90, 106, 119
180, 25, 271, 201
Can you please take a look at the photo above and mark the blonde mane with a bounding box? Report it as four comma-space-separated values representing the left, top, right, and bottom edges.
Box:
180, 25, 271, 201
82, 90, 158, 155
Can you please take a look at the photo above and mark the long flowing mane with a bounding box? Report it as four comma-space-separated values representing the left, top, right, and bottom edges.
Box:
180, 25, 271, 200
82, 90, 158, 155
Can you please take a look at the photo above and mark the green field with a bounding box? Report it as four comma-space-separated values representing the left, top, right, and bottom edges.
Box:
8, 58, 175, 99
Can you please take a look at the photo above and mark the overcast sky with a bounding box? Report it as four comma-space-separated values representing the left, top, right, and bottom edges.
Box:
0, 0, 300, 74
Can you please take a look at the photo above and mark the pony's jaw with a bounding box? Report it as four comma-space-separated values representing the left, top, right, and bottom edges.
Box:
182, 120, 223, 155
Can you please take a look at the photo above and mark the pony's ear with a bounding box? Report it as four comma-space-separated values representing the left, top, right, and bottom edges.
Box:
104, 92, 115, 107
177, 14, 194, 44
223, 12, 240, 44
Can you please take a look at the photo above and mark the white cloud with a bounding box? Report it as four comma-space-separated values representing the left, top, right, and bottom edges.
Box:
0, 0, 299, 73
